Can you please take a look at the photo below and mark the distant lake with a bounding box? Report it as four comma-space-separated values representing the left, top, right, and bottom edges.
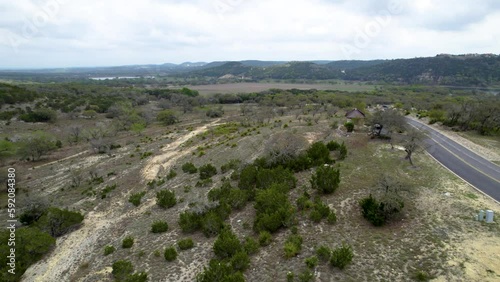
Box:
89, 76, 142, 80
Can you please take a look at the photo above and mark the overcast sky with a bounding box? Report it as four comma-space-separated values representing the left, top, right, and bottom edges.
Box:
1, 0, 499, 68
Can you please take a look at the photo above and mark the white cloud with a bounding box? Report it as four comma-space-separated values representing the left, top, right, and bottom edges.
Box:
0, 0, 498, 68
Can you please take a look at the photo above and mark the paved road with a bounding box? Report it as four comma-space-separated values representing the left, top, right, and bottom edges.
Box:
406, 118, 500, 203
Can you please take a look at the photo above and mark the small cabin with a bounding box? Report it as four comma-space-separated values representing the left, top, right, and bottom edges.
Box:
345, 108, 365, 119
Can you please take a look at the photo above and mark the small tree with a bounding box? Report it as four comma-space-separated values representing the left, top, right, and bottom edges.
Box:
199, 164, 217, 180
104, 245, 115, 256
360, 175, 408, 226
330, 244, 353, 270
344, 121, 354, 132
164, 246, 178, 261
182, 162, 198, 174
35, 207, 84, 237
122, 236, 134, 248
213, 227, 242, 259
156, 189, 176, 208
402, 128, 424, 166
306, 142, 332, 166
112, 260, 134, 281
128, 192, 146, 207
157, 110, 178, 125
310, 166, 340, 194
178, 238, 194, 250
151, 220, 169, 233
19, 131, 57, 161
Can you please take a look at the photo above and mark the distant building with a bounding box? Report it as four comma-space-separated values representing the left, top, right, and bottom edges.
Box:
345, 108, 365, 119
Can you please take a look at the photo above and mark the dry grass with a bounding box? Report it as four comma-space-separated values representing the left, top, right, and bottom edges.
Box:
2, 107, 498, 282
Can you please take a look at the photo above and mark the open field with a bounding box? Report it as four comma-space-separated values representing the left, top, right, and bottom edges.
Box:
183, 82, 377, 94
2, 103, 498, 282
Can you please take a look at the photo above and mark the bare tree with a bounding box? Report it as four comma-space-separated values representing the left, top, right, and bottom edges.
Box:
90, 137, 112, 155
67, 125, 83, 145
70, 169, 84, 188
265, 132, 308, 165
402, 128, 424, 166
370, 109, 406, 149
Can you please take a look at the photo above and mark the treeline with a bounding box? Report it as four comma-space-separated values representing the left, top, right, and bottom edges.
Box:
0, 205, 84, 281
420, 99, 500, 135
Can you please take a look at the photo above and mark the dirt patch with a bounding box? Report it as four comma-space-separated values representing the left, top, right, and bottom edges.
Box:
141, 119, 221, 181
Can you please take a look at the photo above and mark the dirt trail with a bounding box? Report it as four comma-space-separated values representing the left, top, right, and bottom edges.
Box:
22, 120, 220, 282
141, 119, 221, 181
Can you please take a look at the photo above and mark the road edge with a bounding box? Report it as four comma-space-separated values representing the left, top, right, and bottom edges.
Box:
424, 150, 500, 206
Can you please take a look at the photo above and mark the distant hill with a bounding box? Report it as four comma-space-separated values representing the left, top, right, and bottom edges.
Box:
1, 54, 499, 86
325, 60, 386, 70
181, 54, 500, 86
343, 54, 500, 86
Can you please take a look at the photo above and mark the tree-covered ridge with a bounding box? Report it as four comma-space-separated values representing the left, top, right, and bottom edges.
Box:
183, 55, 500, 86
344, 55, 500, 86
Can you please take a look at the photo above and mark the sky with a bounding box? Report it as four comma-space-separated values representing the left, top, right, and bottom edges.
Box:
1, 0, 499, 68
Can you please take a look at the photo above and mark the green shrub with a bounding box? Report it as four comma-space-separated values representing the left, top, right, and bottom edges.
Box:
315, 245, 332, 262
220, 159, 241, 173
208, 182, 248, 210
112, 260, 134, 281
206, 106, 224, 118
0, 227, 55, 281
166, 169, 177, 180
157, 110, 178, 125
122, 236, 134, 248
164, 247, 178, 261
213, 227, 242, 259
100, 184, 117, 199
344, 121, 354, 132
151, 220, 169, 233
258, 231, 272, 246
359, 195, 385, 226
124, 271, 148, 282
256, 167, 297, 190
196, 259, 245, 282
309, 209, 323, 223
201, 211, 225, 237
254, 185, 295, 233
243, 237, 259, 255
304, 256, 318, 269
284, 234, 303, 258
238, 165, 258, 190
287, 272, 294, 282
296, 192, 313, 211
306, 142, 332, 166
104, 245, 116, 256
178, 238, 194, 250
179, 211, 202, 233
128, 192, 146, 207
326, 140, 340, 151
413, 270, 431, 281
19, 108, 57, 123
310, 165, 340, 194
199, 164, 217, 180
36, 207, 84, 237
156, 189, 176, 208
230, 251, 250, 272
298, 269, 314, 282
330, 244, 353, 270
327, 212, 337, 224
182, 162, 198, 174
338, 142, 347, 160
